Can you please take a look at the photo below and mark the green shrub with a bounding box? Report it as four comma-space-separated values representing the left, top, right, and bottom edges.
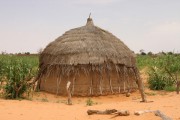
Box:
0, 55, 38, 99
4, 58, 32, 98
138, 54, 180, 91
148, 66, 174, 90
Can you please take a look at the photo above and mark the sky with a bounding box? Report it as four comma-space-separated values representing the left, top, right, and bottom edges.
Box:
0, 0, 180, 54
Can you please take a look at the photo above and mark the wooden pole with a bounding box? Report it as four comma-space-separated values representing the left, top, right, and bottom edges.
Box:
123, 66, 126, 93
35, 74, 42, 91
116, 65, 121, 94
66, 81, 72, 105
133, 67, 147, 102
56, 75, 61, 95
56, 77, 59, 95
109, 77, 114, 94
123, 82, 126, 92
99, 70, 103, 95
106, 64, 113, 94
72, 77, 75, 95
126, 69, 130, 92
90, 70, 93, 95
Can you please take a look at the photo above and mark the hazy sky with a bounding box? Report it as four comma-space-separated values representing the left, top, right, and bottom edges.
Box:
0, 0, 180, 53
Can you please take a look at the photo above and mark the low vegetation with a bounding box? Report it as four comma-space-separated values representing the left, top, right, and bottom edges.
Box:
0, 55, 38, 99
0, 52, 179, 99
137, 53, 180, 91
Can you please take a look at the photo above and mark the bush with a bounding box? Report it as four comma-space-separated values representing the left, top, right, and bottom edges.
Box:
0, 55, 38, 99
138, 54, 180, 91
141, 52, 146, 55
4, 58, 33, 98
148, 66, 174, 90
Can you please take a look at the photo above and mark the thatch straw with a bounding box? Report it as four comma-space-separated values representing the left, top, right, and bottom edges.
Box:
40, 18, 136, 67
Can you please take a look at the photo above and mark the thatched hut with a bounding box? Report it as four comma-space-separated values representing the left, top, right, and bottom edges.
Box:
38, 17, 146, 101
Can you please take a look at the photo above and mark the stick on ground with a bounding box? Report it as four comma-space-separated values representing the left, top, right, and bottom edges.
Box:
154, 110, 172, 120
87, 109, 130, 116
87, 109, 117, 115
134, 110, 172, 120
134, 110, 155, 115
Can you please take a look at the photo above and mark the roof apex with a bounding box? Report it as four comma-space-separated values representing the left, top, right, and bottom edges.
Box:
86, 16, 94, 26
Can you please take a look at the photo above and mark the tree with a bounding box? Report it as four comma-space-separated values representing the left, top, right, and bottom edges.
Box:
139, 49, 146, 55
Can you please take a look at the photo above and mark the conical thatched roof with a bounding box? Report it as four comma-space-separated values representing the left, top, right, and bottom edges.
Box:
40, 18, 136, 67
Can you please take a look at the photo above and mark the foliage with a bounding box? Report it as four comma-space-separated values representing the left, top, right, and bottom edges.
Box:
147, 52, 153, 56
136, 55, 154, 69
0, 55, 38, 99
141, 52, 146, 55
137, 54, 180, 90
148, 66, 173, 90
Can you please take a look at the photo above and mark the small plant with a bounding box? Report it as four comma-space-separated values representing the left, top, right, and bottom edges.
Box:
86, 98, 94, 106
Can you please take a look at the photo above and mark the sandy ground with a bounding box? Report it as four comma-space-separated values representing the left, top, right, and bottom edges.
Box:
1, 91, 180, 120
0, 71, 180, 120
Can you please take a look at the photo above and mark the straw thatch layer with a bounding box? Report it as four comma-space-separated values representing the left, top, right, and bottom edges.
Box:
40, 18, 136, 67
